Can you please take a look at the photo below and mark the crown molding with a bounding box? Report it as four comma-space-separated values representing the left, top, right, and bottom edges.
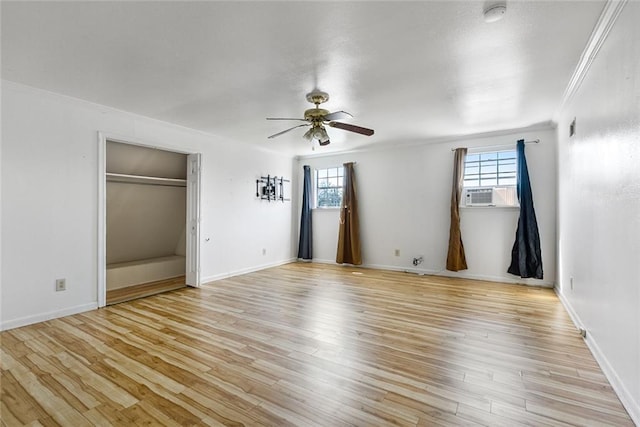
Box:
554, 0, 628, 120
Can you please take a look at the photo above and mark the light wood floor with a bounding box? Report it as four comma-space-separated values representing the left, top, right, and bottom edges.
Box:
1, 263, 633, 426
106, 276, 187, 305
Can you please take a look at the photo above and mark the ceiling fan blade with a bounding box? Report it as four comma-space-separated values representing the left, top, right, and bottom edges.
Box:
318, 139, 331, 146
266, 117, 308, 122
267, 124, 310, 139
323, 110, 353, 121
328, 121, 375, 136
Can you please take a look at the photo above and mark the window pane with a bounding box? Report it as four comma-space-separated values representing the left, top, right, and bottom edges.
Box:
481, 177, 497, 187
480, 152, 497, 161
464, 177, 480, 187
317, 189, 328, 207
315, 167, 344, 207
499, 172, 516, 179
463, 149, 517, 189
499, 162, 516, 173
483, 160, 497, 173
500, 177, 516, 186
498, 151, 515, 160
465, 165, 479, 174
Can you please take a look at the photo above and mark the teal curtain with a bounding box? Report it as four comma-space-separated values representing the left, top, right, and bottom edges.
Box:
297, 165, 313, 260
508, 140, 543, 279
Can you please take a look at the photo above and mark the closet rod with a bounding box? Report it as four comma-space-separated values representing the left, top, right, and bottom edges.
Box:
451, 139, 539, 151
106, 172, 187, 187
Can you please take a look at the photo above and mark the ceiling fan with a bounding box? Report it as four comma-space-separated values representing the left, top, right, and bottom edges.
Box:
266, 91, 374, 146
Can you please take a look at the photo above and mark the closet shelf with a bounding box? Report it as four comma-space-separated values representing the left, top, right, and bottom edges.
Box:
106, 172, 187, 187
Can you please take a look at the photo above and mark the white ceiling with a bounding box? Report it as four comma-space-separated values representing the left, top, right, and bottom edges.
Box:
1, 1, 605, 157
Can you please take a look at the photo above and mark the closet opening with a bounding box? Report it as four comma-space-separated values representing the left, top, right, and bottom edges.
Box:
98, 136, 201, 306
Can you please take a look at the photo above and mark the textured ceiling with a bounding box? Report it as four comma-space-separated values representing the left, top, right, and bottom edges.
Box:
1, 1, 605, 156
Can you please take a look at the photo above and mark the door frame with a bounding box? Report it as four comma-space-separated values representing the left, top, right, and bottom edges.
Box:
97, 132, 202, 308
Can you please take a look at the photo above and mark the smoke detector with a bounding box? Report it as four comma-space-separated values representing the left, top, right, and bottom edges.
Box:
484, 3, 507, 23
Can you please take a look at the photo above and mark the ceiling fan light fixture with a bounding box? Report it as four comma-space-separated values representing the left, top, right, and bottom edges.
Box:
303, 128, 314, 140
312, 126, 328, 141
484, 3, 506, 23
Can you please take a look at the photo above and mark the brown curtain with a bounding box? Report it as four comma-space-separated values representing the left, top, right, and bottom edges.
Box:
336, 162, 362, 265
446, 148, 468, 271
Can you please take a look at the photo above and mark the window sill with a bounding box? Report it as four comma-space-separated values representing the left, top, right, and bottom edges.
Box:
460, 205, 520, 210
313, 207, 341, 211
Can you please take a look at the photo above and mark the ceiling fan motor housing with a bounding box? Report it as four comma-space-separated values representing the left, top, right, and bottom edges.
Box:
306, 91, 329, 105
304, 108, 329, 121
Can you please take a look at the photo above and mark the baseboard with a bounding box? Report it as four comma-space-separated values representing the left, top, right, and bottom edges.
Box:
312, 259, 554, 287
435, 269, 554, 288
555, 288, 640, 425
310, 258, 341, 266
1, 302, 98, 331
312, 259, 436, 272
200, 258, 297, 284
554, 287, 584, 330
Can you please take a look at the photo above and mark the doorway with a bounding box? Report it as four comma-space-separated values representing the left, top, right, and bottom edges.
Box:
97, 134, 201, 306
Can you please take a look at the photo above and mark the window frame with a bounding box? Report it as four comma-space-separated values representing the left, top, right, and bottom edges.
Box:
314, 166, 344, 209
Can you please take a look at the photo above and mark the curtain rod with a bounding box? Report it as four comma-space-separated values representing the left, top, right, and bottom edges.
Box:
451, 139, 539, 151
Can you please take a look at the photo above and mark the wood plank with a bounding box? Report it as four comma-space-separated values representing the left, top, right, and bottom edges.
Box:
1, 263, 634, 426
106, 276, 186, 305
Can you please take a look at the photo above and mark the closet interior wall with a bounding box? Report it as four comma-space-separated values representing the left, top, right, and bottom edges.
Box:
105, 141, 187, 291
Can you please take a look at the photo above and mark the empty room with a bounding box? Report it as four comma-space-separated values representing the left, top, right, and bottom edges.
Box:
1, 1, 638, 426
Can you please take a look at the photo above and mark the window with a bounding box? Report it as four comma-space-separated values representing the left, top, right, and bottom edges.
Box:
315, 167, 343, 208
463, 149, 518, 207
464, 150, 517, 187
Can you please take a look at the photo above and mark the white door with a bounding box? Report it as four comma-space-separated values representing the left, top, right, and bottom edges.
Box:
186, 153, 201, 286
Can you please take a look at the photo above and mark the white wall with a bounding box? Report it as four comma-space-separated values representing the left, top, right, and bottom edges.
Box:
106, 183, 187, 264
296, 126, 557, 287
0, 81, 296, 329
555, 1, 640, 422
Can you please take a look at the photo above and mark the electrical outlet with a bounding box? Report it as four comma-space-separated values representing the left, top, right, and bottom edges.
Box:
55, 278, 66, 292
394, 249, 400, 257
262, 248, 267, 255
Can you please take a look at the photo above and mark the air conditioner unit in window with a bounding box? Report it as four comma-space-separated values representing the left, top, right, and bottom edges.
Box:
465, 188, 494, 206
464, 187, 518, 207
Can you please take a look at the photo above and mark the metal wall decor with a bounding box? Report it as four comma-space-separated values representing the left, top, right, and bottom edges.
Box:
256, 175, 290, 202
